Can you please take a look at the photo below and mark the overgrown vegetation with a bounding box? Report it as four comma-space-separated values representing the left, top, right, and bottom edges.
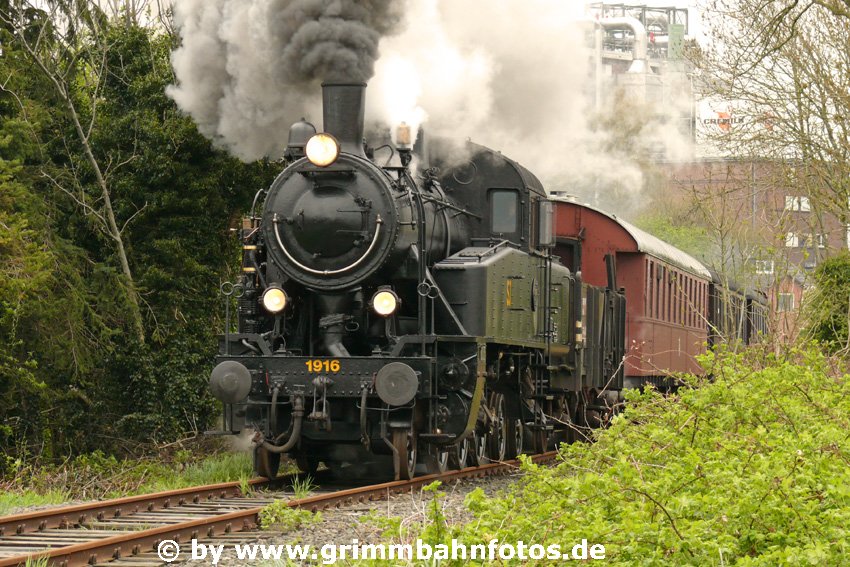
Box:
260, 501, 320, 532
0, 4, 276, 468
0, 444, 254, 515
290, 475, 317, 500
397, 347, 850, 565
804, 253, 850, 352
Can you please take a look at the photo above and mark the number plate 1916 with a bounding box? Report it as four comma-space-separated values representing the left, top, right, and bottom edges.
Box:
305, 360, 341, 373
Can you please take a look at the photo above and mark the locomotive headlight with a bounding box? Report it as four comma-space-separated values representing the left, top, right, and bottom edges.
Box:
371, 288, 400, 317
262, 286, 288, 314
305, 133, 340, 167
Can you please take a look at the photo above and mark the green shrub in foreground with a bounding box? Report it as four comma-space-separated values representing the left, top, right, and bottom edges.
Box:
442, 347, 850, 565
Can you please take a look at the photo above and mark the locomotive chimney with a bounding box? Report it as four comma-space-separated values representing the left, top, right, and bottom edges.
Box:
322, 82, 367, 158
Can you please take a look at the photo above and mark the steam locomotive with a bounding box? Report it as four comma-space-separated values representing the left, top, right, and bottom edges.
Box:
210, 84, 767, 479
208, 82, 765, 480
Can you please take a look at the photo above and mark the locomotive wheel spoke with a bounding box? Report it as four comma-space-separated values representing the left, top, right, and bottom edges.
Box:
254, 446, 281, 479
437, 446, 449, 472
448, 438, 468, 470
487, 393, 507, 462
424, 445, 450, 474
467, 430, 487, 466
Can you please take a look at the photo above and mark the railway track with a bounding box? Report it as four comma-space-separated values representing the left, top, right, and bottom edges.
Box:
0, 452, 556, 567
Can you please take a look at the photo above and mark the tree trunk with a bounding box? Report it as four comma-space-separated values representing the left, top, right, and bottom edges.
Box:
11, 7, 147, 344
65, 96, 146, 343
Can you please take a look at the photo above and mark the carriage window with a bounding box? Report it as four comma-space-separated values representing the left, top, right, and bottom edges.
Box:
696, 281, 701, 326
656, 266, 661, 319
648, 261, 654, 318
687, 278, 697, 327
674, 272, 680, 324
679, 274, 684, 325
490, 190, 519, 234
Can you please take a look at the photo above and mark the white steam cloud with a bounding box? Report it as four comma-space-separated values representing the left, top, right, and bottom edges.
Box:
369, 0, 694, 211
168, 0, 694, 211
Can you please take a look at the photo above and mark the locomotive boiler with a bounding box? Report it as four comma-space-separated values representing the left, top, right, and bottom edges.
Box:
209, 82, 626, 480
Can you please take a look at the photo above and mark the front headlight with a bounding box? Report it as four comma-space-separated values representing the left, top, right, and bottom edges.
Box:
371, 289, 399, 317
262, 287, 288, 314
305, 133, 340, 167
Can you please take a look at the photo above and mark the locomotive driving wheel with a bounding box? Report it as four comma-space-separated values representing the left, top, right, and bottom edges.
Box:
448, 438, 469, 470
392, 428, 417, 480
254, 446, 281, 479
505, 416, 524, 459
466, 429, 487, 466
487, 393, 507, 462
423, 445, 450, 474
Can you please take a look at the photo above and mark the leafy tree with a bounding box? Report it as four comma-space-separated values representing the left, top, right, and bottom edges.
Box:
0, 0, 147, 342
803, 253, 850, 352
82, 24, 277, 441
0, 152, 50, 460
0, 11, 276, 459
0, 25, 119, 458
699, 2, 850, 237
635, 213, 710, 263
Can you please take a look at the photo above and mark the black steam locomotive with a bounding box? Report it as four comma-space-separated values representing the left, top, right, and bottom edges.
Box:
209, 83, 625, 479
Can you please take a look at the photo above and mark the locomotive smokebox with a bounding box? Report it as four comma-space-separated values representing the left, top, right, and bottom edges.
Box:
322, 82, 367, 157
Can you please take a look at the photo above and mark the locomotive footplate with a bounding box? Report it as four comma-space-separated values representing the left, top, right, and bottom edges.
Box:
238, 355, 435, 401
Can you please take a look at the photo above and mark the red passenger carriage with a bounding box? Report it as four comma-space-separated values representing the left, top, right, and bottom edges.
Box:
552, 197, 711, 388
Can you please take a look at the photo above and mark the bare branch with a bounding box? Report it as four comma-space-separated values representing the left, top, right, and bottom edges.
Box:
120, 201, 148, 235
40, 169, 107, 227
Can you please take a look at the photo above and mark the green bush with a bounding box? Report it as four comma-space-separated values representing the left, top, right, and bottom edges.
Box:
424, 347, 850, 565
805, 253, 850, 352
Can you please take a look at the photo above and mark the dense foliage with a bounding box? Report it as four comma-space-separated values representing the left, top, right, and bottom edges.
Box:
422, 348, 850, 565
0, 9, 276, 469
804, 253, 850, 352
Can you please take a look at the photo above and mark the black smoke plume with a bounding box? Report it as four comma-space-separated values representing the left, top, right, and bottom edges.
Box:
167, 0, 404, 161
274, 0, 402, 82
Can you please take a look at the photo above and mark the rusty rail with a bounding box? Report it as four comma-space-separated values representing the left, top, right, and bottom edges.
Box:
0, 452, 557, 567
0, 477, 274, 538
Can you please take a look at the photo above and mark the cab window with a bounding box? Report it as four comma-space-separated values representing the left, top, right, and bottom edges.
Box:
490, 189, 519, 234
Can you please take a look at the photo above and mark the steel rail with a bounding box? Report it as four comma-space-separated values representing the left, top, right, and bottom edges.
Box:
0, 477, 279, 538
0, 452, 557, 567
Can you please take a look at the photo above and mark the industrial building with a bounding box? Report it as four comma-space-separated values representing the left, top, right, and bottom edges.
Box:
584, 2, 847, 339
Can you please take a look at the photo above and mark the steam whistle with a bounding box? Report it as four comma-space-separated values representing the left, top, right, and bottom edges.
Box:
396, 122, 413, 167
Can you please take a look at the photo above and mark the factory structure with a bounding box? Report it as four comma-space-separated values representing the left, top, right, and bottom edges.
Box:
585, 3, 693, 141
584, 3, 845, 339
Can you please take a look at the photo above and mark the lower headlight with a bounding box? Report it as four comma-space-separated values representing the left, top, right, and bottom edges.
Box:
262, 287, 288, 314
372, 289, 399, 317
